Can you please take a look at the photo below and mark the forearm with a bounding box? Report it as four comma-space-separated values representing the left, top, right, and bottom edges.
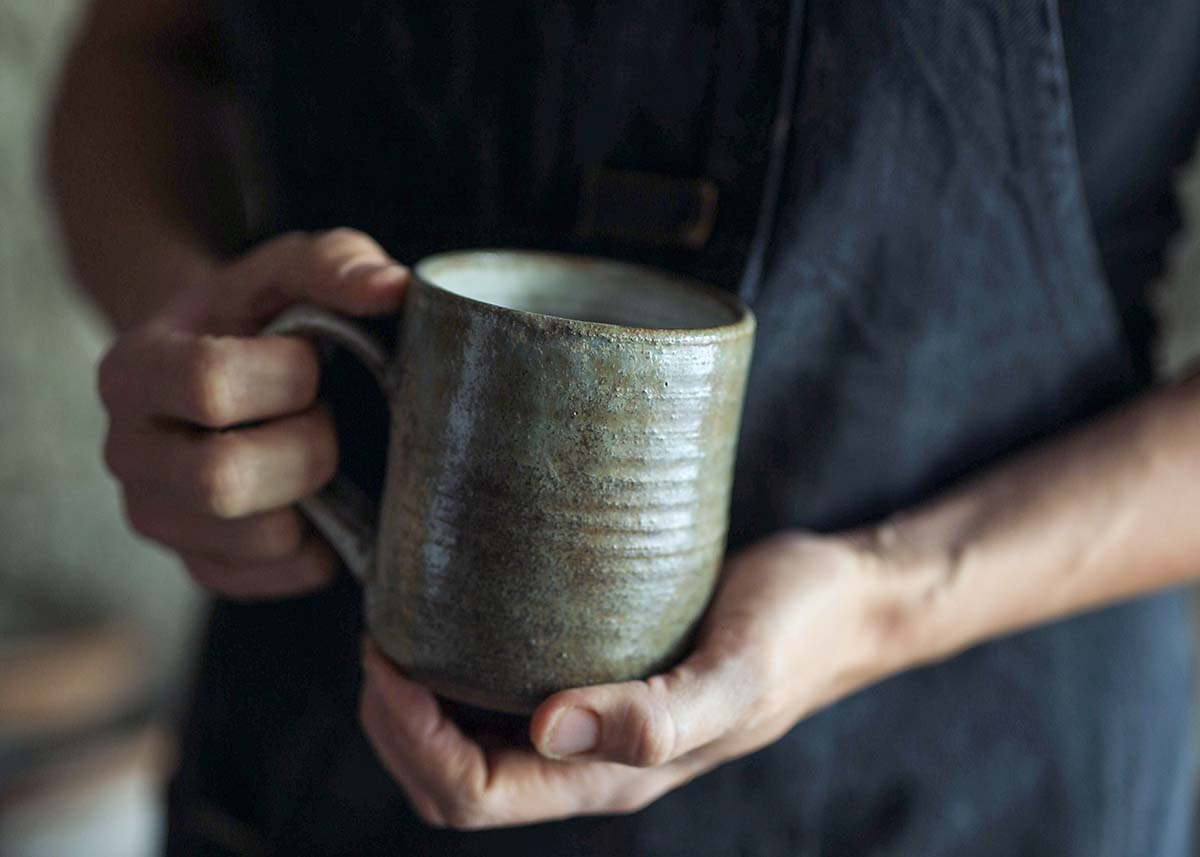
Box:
874, 368, 1200, 663
45, 1, 239, 330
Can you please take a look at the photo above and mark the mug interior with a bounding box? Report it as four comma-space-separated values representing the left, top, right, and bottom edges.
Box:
415, 251, 742, 331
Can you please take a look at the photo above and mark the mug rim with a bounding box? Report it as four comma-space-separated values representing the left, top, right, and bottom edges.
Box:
412, 248, 755, 344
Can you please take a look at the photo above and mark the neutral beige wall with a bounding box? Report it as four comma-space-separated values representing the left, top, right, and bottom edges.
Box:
0, 1, 200, 680
0, 2, 1197, 691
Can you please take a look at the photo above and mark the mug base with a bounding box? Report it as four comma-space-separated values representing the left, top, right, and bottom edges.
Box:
407, 669, 542, 716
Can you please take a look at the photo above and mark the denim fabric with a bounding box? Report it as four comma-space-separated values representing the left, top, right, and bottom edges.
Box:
168, 1, 1197, 854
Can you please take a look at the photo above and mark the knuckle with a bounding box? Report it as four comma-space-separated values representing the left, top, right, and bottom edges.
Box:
273, 230, 309, 255
96, 347, 124, 409
302, 409, 339, 487
121, 494, 158, 539
254, 510, 304, 557
625, 693, 677, 768
408, 797, 447, 829
184, 336, 238, 427
310, 227, 377, 269
612, 790, 656, 816
320, 226, 368, 245
101, 425, 146, 485
181, 555, 222, 592
249, 231, 310, 274
186, 560, 259, 602
101, 428, 124, 477
194, 434, 249, 518
438, 798, 488, 831
357, 690, 386, 746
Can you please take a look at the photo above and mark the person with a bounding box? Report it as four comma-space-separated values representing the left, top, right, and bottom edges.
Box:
47, 0, 1200, 854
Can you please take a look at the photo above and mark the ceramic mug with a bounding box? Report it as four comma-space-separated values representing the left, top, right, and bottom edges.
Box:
265, 249, 755, 713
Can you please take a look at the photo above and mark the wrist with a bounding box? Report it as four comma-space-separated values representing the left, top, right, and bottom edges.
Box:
844, 512, 964, 673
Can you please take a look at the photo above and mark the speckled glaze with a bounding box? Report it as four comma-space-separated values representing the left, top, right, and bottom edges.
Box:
293, 250, 754, 714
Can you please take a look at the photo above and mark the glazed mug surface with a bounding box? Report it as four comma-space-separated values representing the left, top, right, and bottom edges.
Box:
266, 249, 755, 713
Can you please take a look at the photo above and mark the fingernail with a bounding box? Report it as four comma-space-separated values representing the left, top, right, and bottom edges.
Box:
364, 264, 408, 289
337, 259, 388, 280
545, 707, 599, 758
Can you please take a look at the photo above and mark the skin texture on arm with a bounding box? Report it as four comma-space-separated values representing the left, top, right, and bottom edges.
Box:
881, 366, 1200, 663
360, 367, 1200, 829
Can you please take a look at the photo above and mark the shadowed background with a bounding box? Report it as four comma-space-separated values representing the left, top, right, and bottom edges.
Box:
0, 2, 1198, 855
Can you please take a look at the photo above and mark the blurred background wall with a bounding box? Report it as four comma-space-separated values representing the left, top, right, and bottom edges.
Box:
1, 2, 200, 855
0, 1, 1199, 855
0, 1, 200, 676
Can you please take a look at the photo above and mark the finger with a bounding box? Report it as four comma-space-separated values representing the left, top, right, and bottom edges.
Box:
181, 533, 336, 600
104, 406, 337, 519
359, 641, 490, 827
209, 228, 410, 328
123, 489, 306, 561
99, 326, 320, 428
359, 641, 672, 828
530, 635, 763, 768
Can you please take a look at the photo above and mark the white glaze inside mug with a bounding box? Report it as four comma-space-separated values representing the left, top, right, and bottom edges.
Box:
416, 250, 740, 330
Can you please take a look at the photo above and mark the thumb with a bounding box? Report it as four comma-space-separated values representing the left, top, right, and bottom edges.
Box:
530, 645, 756, 767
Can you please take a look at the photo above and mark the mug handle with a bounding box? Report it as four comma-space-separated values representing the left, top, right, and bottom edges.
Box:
261, 304, 392, 581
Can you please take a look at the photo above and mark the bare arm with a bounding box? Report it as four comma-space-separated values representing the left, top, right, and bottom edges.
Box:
46, 0, 238, 329
879, 366, 1200, 663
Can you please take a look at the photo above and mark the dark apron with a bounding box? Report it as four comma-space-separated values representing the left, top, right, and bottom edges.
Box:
170, 2, 1196, 854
